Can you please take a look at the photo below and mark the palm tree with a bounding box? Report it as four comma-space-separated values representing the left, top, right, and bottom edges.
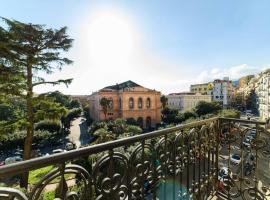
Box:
160, 95, 168, 109
100, 97, 109, 120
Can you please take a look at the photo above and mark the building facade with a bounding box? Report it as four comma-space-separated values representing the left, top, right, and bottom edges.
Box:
167, 92, 212, 111
254, 70, 270, 120
212, 77, 233, 108
89, 80, 161, 129
190, 83, 213, 95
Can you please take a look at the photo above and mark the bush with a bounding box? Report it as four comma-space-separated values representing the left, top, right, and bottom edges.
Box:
125, 125, 142, 135
88, 122, 107, 134
126, 118, 138, 126
83, 106, 93, 126
194, 101, 222, 116
182, 111, 197, 120
161, 107, 179, 124
220, 109, 240, 119
35, 120, 61, 133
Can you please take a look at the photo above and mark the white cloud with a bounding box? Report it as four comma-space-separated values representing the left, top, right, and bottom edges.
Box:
196, 64, 261, 83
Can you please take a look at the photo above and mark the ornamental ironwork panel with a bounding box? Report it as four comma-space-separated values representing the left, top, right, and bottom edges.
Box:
0, 117, 269, 199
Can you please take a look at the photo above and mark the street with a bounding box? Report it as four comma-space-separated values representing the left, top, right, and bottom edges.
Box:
67, 117, 92, 148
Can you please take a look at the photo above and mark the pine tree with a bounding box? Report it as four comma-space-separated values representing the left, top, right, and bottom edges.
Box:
0, 17, 73, 187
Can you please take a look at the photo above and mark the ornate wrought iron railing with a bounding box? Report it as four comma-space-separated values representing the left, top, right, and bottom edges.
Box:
0, 117, 269, 199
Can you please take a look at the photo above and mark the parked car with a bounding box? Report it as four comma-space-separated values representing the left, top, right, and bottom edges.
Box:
52, 149, 65, 154
0, 161, 5, 166
5, 156, 22, 165
218, 167, 232, 181
250, 129, 257, 138
218, 167, 233, 190
65, 142, 76, 151
230, 154, 241, 165
243, 136, 253, 148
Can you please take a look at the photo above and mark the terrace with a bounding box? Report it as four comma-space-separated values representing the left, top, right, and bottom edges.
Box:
0, 117, 270, 199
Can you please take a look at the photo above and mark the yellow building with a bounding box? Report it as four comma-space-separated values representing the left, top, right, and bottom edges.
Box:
89, 80, 161, 129
190, 83, 213, 95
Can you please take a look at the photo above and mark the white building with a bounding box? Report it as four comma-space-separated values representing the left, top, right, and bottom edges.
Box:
255, 70, 270, 120
167, 92, 212, 111
212, 77, 233, 108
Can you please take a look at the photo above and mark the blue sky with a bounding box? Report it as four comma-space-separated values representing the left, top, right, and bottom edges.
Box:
1, 0, 270, 94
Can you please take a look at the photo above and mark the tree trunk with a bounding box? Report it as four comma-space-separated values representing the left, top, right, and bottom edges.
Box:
20, 63, 33, 189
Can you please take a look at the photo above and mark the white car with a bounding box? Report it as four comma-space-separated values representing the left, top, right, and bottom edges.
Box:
65, 142, 76, 151
230, 154, 241, 165
218, 167, 233, 187
5, 156, 23, 165
52, 149, 66, 154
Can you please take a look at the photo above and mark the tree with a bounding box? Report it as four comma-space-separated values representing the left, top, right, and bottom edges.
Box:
0, 18, 73, 187
100, 97, 110, 120
161, 107, 179, 124
160, 95, 168, 109
194, 101, 221, 116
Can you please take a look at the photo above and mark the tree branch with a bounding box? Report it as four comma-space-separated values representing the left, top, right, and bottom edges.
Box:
32, 78, 73, 87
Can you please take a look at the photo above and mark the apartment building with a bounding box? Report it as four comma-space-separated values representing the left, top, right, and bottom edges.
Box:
212, 77, 233, 108
167, 92, 212, 111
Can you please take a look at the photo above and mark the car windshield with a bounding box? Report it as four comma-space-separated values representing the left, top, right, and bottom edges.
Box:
232, 154, 240, 160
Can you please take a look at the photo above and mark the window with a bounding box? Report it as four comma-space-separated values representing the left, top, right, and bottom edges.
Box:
129, 97, 134, 109
108, 98, 113, 110
118, 98, 122, 109
146, 98, 151, 108
138, 97, 143, 109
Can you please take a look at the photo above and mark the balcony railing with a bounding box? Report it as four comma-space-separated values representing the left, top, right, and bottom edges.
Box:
0, 117, 269, 199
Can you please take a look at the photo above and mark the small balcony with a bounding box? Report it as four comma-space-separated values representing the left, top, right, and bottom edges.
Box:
0, 117, 270, 199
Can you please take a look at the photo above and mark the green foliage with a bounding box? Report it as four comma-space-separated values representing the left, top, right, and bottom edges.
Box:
0, 17, 74, 167
0, 130, 53, 150
160, 95, 168, 109
182, 111, 197, 119
29, 165, 55, 185
161, 107, 179, 124
126, 117, 138, 126
35, 120, 61, 133
34, 97, 68, 122
83, 105, 93, 126
125, 125, 143, 135
62, 108, 82, 130
69, 99, 81, 108
99, 97, 110, 119
220, 109, 240, 119
92, 128, 115, 144
89, 119, 142, 144
46, 91, 81, 109
194, 101, 222, 116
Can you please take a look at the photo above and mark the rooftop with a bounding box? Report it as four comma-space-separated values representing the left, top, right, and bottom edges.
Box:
102, 80, 142, 91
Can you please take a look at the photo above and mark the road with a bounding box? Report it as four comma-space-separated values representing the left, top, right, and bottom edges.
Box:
67, 117, 92, 148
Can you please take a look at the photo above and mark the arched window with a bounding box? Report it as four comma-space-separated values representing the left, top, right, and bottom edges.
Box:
146, 116, 151, 129
146, 98, 151, 109
119, 98, 122, 109
138, 97, 143, 109
137, 117, 143, 129
129, 97, 134, 109
108, 98, 113, 110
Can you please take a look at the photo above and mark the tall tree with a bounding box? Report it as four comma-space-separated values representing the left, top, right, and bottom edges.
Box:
100, 97, 110, 120
160, 95, 168, 109
0, 18, 73, 187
